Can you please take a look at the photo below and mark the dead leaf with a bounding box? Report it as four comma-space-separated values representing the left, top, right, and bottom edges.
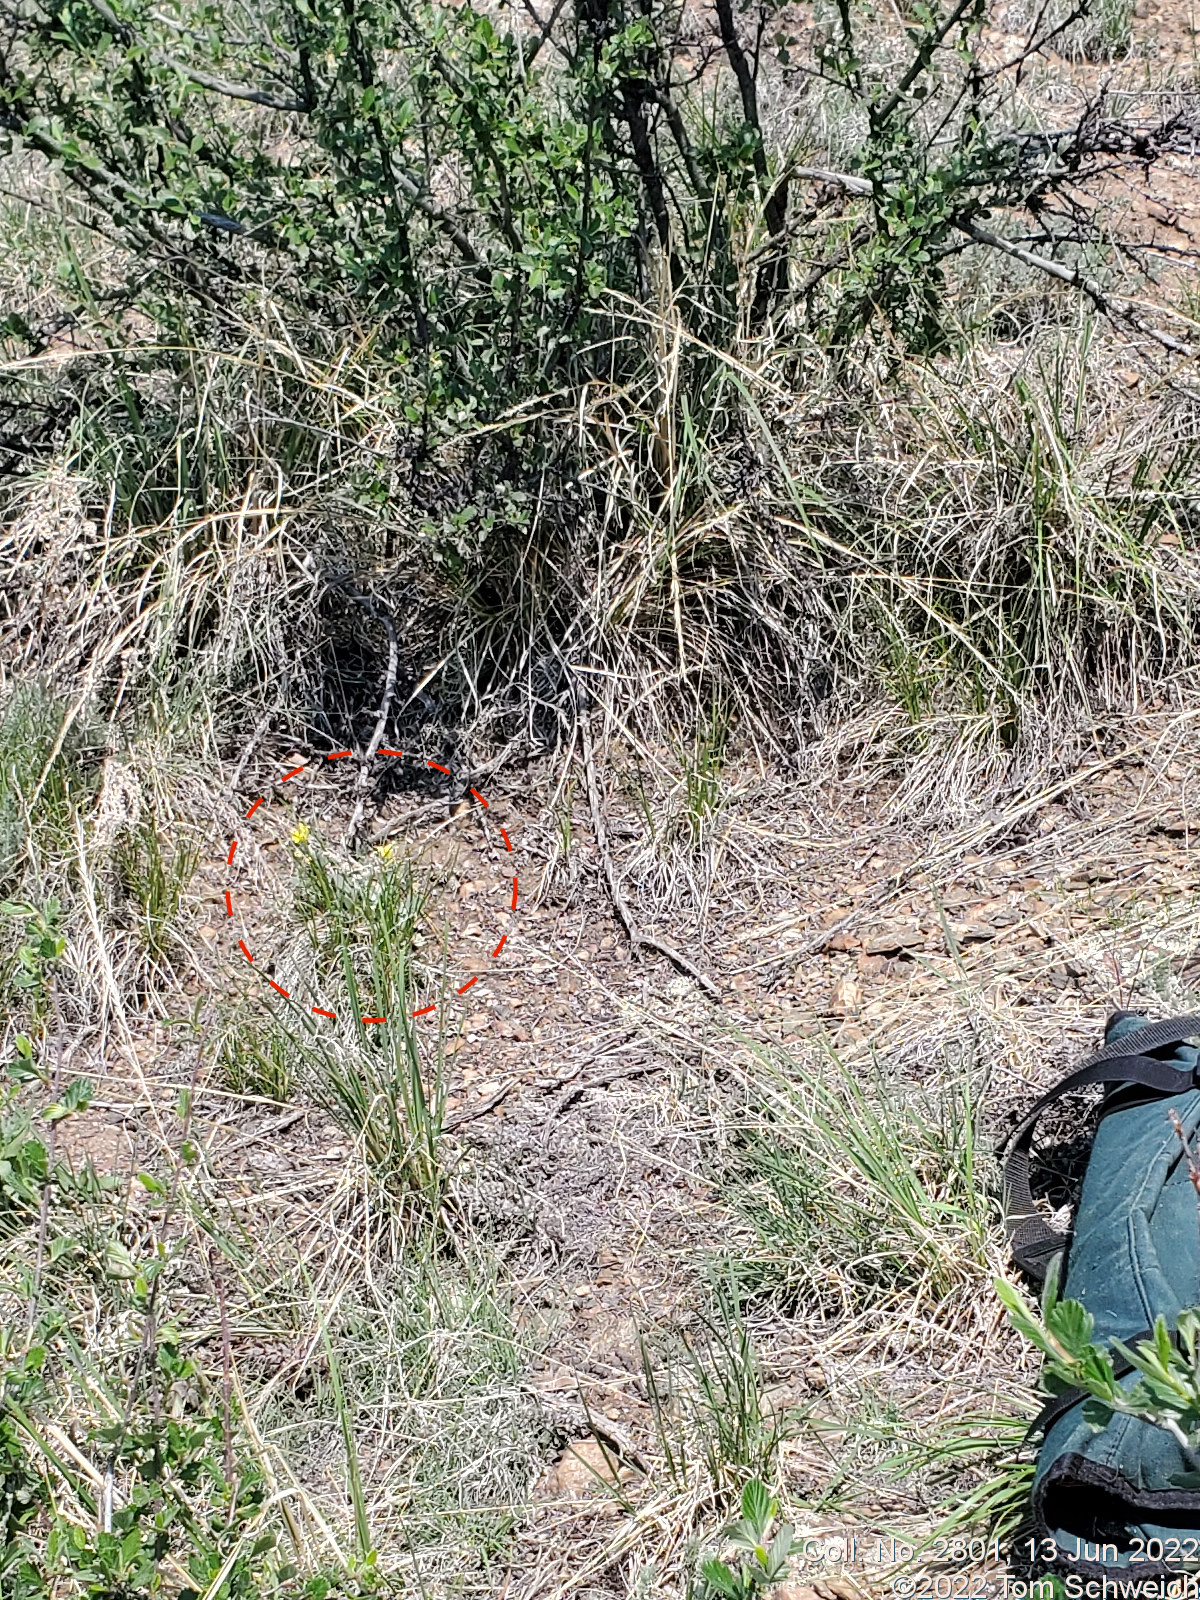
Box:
826, 975, 861, 1016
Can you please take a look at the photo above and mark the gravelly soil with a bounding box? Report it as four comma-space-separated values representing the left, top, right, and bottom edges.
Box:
56, 708, 1200, 1596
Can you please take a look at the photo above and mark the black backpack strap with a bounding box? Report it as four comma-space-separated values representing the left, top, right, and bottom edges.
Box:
1002, 1015, 1200, 1282
1086, 1015, 1200, 1065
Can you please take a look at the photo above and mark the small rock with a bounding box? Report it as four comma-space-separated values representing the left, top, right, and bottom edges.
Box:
953, 922, 994, 945
862, 924, 923, 956
825, 933, 860, 953
198, 926, 219, 945
824, 1581, 865, 1600
988, 906, 1022, 927
776, 1588, 825, 1600
826, 976, 861, 1017
534, 1438, 634, 1500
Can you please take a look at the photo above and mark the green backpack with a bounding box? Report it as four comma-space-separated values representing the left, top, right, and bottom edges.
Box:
1004, 1012, 1200, 1577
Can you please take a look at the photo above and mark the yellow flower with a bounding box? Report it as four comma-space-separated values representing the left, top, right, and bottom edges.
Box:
376, 841, 394, 862
291, 822, 310, 844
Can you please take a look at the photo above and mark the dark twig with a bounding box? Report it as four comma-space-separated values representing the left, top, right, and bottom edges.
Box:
552, 1058, 660, 1116
787, 160, 1195, 357
216, 1107, 306, 1159
335, 581, 399, 850
578, 708, 721, 1002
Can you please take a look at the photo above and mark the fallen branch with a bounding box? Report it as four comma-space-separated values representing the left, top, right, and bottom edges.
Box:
79, 0, 312, 109
952, 215, 1195, 359
789, 165, 1196, 359
788, 165, 872, 196
443, 1075, 520, 1130
578, 710, 721, 1003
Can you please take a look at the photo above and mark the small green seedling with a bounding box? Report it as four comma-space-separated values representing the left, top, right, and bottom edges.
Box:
2, 898, 66, 1024
696, 1479, 794, 1598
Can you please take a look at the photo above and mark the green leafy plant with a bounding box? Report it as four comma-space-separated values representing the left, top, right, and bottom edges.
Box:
998, 1261, 1200, 1465
1068, 0, 1133, 58
881, 1407, 1035, 1547
0, 1065, 95, 1238
695, 1479, 794, 1599
641, 1279, 782, 1513
0, 0, 1188, 398
2, 899, 65, 1025
0, 1101, 50, 1238
2, 1324, 291, 1599
687, 1286, 781, 1497
0, 1331, 54, 1596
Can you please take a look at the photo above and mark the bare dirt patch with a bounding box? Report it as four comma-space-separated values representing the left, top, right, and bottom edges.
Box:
80, 707, 1193, 1595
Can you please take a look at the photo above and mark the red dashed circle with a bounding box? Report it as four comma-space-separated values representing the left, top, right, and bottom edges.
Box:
224, 751, 516, 1025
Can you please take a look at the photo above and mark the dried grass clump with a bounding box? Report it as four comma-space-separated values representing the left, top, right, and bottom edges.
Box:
6, 290, 1199, 834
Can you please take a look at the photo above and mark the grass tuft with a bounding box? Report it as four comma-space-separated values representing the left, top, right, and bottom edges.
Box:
278, 837, 445, 1208
723, 1043, 994, 1315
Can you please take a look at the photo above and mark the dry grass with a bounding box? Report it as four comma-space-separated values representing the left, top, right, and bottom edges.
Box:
5, 662, 1200, 1594
3, 347, 1199, 1590
4, 6, 1200, 1592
